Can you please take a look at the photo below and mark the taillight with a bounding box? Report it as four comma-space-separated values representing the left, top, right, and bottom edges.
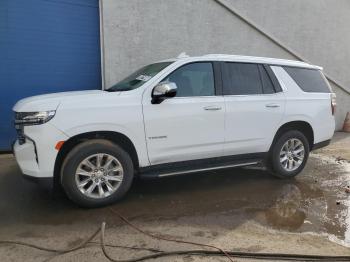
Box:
331, 93, 336, 115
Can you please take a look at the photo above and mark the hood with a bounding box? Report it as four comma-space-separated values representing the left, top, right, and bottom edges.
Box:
13, 90, 110, 112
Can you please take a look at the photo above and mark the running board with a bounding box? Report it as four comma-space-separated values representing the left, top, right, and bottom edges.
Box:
157, 161, 259, 177
139, 157, 263, 179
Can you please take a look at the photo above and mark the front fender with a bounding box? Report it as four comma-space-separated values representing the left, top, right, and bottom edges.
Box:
55, 123, 149, 167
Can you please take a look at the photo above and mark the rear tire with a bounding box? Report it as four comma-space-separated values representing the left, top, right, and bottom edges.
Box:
268, 130, 310, 178
61, 139, 134, 207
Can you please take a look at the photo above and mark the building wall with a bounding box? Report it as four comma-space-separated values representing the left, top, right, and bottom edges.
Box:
101, 0, 350, 130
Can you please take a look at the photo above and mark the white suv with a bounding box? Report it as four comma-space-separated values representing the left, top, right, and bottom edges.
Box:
13, 54, 335, 207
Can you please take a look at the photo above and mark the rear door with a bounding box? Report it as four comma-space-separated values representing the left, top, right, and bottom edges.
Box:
222, 62, 286, 155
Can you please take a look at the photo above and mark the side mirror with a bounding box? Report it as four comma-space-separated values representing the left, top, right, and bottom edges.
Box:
151, 81, 177, 104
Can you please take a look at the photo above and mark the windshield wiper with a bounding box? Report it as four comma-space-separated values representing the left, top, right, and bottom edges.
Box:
105, 87, 132, 92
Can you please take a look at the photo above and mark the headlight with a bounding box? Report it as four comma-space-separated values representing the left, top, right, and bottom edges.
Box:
15, 110, 56, 125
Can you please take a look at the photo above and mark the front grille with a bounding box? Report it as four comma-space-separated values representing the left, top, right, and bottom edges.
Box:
15, 126, 25, 145
14, 112, 26, 144
13, 111, 39, 163
14, 112, 32, 121
15, 112, 22, 121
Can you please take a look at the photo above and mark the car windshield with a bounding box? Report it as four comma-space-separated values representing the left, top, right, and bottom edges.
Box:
106, 62, 173, 92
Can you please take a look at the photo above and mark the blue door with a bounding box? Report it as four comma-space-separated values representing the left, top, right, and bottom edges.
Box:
0, 0, 101, 150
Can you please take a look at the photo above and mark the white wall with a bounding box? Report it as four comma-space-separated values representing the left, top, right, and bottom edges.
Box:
101, 0, 350, 129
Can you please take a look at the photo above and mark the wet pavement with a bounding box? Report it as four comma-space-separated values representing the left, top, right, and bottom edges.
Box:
0, 132, 350, 261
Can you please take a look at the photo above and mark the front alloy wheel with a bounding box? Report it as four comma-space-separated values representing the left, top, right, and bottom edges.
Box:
75, 153, 124, 199
61, 139, 134, 207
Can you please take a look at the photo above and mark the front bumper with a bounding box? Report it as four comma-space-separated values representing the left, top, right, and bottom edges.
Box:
13, 139, 40, 177
23, 173, 54, 190
13, 122, 69, 179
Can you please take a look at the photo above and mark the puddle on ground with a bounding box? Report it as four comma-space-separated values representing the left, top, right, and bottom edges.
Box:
1, 153, 350, 247
309, 153, 350, 247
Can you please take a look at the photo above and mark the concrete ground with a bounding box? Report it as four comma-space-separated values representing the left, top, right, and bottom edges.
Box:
0, 132, 350, 261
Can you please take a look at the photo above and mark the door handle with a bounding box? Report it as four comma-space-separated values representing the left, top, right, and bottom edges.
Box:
265, 103, 280, 108
203, 106, 222, 111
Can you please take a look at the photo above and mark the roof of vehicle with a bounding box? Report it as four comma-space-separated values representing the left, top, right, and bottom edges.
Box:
162, 54, 322, 70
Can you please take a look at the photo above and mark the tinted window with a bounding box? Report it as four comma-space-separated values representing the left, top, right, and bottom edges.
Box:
224, 63, 263, 95
259, 66, 275, 94
264, 65, 282, 92
283, 67, 330, 93
163, 63, 215, 97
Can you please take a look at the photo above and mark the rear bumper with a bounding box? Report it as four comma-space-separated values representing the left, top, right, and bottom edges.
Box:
312, 139, 331, 151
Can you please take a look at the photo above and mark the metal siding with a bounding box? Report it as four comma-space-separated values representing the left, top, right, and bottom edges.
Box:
0, 0, 101, 150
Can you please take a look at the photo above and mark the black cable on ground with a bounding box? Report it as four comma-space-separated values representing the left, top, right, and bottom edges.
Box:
0, 230, 162, 262
108, 208, 235, 261
0, 227, 100, 253
108, 208, 350, 261
1, 216, 350, 262
0, 227, 100, 262
100, 221, 350, 261
89, 241, 162, 253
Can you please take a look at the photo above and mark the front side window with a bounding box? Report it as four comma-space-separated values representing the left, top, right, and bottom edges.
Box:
107, 62, 173, 92
163, 62, 215, 97
223, 62, 263, 95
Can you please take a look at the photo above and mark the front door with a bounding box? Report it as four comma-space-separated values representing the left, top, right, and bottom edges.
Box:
142, 62, 225, 165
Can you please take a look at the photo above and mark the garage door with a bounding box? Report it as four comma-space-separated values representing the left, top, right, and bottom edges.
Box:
0, 0, 101, 150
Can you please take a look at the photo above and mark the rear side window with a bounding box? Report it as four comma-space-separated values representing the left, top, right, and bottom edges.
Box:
224, 63, 263, 95
283, 67, 330, 93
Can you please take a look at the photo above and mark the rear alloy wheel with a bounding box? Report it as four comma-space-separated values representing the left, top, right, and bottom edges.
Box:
269, 130, 309, 178
279, 138, 305, 172
61, 139, 134, 207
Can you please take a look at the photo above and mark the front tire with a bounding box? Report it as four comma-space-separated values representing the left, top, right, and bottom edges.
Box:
61, 139, 134, 207
269, 130, 310, 178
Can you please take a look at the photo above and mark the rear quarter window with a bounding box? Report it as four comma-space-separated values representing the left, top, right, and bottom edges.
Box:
283, 66, 331, 93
